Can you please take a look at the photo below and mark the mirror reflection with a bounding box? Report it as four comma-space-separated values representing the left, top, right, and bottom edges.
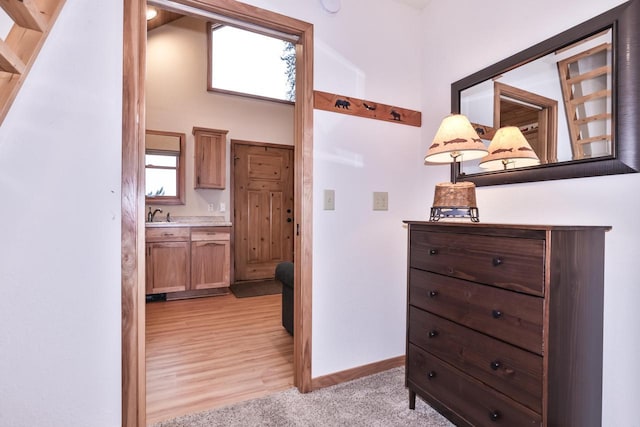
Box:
145, 129, 186, 205
460, 28, 612, 174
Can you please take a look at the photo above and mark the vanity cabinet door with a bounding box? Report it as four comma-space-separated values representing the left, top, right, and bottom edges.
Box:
193, 127, 228, 189
191, 240, 230, 289
191, 228, 231, 290
146, 241, 189, 294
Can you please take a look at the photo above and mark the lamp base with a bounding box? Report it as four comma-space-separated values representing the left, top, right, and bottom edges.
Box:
429, 206, 479, 222
429, 182, 480, 222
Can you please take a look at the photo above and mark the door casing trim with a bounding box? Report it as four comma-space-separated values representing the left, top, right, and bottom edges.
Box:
121, 1, 314, 425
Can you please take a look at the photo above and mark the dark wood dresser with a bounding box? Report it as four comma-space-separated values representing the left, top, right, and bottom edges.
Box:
404, 222, 610, 427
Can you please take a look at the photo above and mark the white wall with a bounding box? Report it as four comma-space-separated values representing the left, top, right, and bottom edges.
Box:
234, 0, 426, 377
0, 1, 122, 426
146, 16, 294, 220
420, 1, 638, 425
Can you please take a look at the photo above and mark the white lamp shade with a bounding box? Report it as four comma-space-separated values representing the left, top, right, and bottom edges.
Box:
424, 114, 488, 163
479, 126, 540, 170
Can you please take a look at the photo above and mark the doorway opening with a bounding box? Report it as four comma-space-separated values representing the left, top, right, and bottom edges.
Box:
122, 1, 314, 425
494, 81, 558, 164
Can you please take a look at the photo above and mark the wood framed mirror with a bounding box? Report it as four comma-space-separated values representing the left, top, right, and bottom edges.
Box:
451, 0, 640, 186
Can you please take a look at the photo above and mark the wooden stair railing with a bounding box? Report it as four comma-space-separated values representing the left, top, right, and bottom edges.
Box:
557, 42, 612, 160
0, 0, 66, 125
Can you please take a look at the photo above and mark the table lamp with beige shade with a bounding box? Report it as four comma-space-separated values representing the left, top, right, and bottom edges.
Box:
425, 114, 488, 222
479, 126, 541, 171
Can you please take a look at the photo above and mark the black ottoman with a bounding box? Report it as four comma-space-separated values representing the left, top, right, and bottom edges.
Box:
275, 261, 294, 335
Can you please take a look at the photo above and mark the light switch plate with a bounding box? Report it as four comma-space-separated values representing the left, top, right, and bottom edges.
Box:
324, 189, 335, 210
373, 192, 388, 211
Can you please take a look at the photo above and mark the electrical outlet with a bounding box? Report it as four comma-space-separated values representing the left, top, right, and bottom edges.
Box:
323, 189, 335, 210
373, 192, 388, 211
207, 203, 215, 212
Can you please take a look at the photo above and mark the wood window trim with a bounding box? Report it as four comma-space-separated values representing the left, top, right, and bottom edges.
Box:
122, 1, 314, 426
145, 129, 186, 205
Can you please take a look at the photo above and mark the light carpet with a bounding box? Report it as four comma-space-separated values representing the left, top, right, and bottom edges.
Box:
152, 367, 454, 427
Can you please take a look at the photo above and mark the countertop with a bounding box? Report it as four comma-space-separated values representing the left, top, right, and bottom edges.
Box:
145, 215, 232, 228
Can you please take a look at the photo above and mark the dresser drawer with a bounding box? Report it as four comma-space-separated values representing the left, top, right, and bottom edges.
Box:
408, 344, 541, 427
145, 227, 190, 242
410, 230, 545, 296
409, 268, 543, 354
409, 307, 542, 412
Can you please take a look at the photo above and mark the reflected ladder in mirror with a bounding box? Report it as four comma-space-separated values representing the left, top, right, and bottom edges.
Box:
557, 42, 612, 160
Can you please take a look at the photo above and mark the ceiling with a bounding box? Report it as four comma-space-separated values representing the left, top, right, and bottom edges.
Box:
147, 7, 183, 31
147, 0, 430, 32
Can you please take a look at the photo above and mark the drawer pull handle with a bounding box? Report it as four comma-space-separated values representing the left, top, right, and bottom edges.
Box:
429, 248, 438, 255
491, 310, 503, 319
428, 290, 438, 298
428, 330, 439, 338
489, 410, 501, 421
427, 371, 437, 379
490, 360, 502, 371
492, 257, 503, 266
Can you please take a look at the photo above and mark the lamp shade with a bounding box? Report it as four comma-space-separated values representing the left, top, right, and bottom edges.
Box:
479, 126, 540, 170
424, 114, 488, 163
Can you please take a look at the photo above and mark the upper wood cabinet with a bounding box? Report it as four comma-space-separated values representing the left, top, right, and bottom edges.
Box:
193, 127, 228, 189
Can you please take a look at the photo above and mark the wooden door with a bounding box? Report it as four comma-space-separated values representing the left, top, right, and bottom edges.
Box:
233, 142, 294, 281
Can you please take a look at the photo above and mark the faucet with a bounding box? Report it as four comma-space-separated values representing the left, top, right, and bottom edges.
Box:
147, 207, 163, 222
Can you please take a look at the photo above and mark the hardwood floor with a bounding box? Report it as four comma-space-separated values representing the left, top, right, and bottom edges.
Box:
145, 293, 294, 425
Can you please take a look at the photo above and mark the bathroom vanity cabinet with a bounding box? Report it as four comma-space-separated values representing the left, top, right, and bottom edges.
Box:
145, 225, 231, 297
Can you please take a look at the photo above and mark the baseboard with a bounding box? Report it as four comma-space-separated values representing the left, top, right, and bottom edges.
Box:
164, 287, 229, 300
311, 355, 405, 391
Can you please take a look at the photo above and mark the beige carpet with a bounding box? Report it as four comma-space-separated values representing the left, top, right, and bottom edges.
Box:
152, 367, 454, 426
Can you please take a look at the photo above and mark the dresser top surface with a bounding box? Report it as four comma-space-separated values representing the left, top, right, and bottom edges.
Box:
403, 221, 611, 232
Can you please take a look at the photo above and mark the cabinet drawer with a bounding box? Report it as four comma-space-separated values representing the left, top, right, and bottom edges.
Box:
191, 228, 230, 241
410, 231, 545, 296
408, 344, 541, 426
409, 268, 543, 354
145, 227, 190, 242
409, 307, 542, 412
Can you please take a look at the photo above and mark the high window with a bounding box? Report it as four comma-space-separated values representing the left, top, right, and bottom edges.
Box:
207, 24, 296, 103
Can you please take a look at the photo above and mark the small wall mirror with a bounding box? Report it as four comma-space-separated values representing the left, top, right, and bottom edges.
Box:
452, 0, 640, 186
145, 129, 186, 205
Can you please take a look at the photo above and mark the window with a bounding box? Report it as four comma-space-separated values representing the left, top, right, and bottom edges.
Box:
208, 24, 296, 103
145, 130, 186, 205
